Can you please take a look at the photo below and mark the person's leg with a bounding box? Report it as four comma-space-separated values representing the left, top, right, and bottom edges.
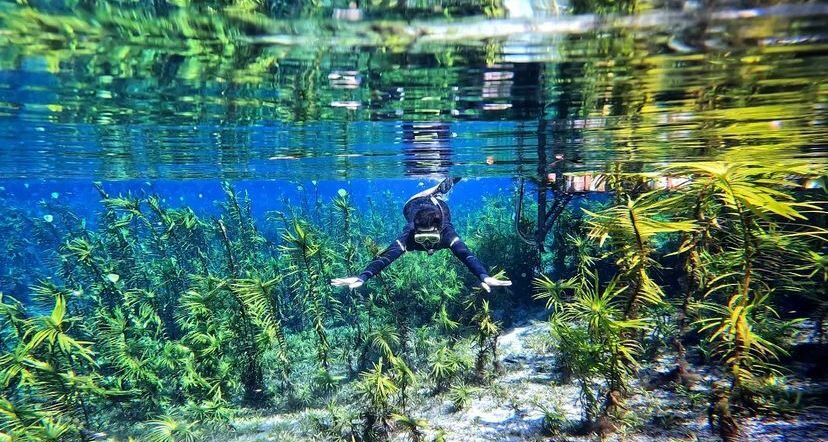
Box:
406, 177, 461, 203
435, 176, 461, 196
403, 197, 427, 223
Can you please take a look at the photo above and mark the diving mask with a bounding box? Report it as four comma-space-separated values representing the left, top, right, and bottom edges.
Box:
414, 231, 441, 249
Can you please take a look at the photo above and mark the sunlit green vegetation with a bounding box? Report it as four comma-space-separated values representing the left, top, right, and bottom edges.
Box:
532, 149, 827, 439
0, 147, 825, 440
0, 181, 532, 440
1, 0, 827, 440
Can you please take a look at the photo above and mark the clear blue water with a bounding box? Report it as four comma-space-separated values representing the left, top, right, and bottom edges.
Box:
1, 1, 827, 440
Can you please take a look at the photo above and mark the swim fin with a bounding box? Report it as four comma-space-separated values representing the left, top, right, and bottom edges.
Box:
435, 177, 462, 195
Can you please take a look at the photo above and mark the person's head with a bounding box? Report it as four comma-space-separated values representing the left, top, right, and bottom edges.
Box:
413, 205, 443, 232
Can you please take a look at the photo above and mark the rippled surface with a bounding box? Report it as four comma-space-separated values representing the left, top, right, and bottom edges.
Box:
0, 1, 827, 179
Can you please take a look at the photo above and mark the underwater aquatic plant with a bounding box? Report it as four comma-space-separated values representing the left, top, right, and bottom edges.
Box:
145, 415, 198, 442
427, 344, 470, 393
391, 413, 429, 442
462, 269, 509, 382
447, 383, 477, 411
532, 274, 579, 312
545, 270, 649, 427
583, 192, 697, 320
281, 220, 331, 372
470, 299, 501, 380
231, 277, 292, 395
0, 286, 119, 440
330, 190, 374, 375
433, 304, 460, 336
534, 401, 567, 436
667, 158, 826, 401
368, 323, 401, 360
389, 355, 417, 411
357, 357, 399, 440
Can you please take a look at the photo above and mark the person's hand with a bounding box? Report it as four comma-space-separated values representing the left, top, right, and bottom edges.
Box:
331, 277, 363, 289
481, 276, 512, 293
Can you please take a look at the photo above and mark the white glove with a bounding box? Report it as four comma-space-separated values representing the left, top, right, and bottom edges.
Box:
480, 276, 512, 293
331, 277, 364, 289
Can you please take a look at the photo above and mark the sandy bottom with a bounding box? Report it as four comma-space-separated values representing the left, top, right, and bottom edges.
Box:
224, 313, 828, 442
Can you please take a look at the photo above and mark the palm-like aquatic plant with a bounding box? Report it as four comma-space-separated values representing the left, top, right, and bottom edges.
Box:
0, 159, 823, 441
357, 358, 399, 440
668, 158, 826, 400
544, 270, 649, 425
231, 277, 292, 394
584, 192, 697, 319
281, 220, 331, 371
447, 383, 477, 411
145, 415, 198, 442
532, 275, 578, 312
428, 344, 470, 393
471, 299, 501, 379
391, 413, 429, 442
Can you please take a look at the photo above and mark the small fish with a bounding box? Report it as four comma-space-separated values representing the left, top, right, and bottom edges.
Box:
106, 273, 120, 284
311, 180, 317, 186
198, 193, 203, 198
51, 192, 59, 199
179, 196, 185, 201
338, 188, 348, 197
297, 185, 304, 191
24, 183, 29, 189
43, 214, 53, 223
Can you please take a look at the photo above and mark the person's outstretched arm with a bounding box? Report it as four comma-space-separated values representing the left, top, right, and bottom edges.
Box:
331, 232, 408, 289
444, 226, 511, 292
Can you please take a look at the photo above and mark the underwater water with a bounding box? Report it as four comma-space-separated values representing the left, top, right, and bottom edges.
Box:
1, 0, 828, 441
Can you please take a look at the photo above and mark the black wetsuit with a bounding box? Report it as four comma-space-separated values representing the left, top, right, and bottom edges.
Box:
357, 196, 489, 283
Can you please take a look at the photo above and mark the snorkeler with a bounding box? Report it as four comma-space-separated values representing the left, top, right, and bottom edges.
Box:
330, 177, 512, 292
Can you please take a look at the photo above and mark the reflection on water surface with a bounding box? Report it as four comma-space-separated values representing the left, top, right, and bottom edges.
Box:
0, 1, 826, 179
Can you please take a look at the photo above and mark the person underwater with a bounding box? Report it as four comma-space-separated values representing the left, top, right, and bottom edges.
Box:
330, 177, 512, 292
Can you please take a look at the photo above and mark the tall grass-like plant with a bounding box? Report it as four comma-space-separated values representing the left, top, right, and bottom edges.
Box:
584, 192, 697, 320
357, 358, 399, 441
231, 276, 292, 399
281, 220, 331, 371
670, 159, 825, 391
471, 300, 501, 380
145, 415, 198, 442
545, 270, 649, 428
331, 190, 369, 375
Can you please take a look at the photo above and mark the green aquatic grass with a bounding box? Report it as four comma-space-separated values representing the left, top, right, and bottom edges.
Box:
0, 150, 825, 441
